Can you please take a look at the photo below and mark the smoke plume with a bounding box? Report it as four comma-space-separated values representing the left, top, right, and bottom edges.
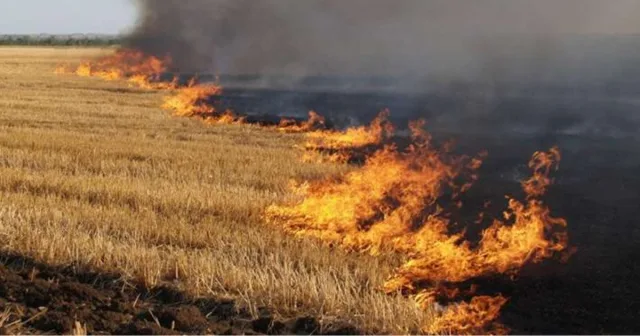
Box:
125, 0, 640, 83
123, 0, 640, 139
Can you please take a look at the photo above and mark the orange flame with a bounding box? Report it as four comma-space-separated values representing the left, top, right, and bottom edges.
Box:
75, 49, 168, 79
159, 79, 246, 124
56, 49, 175, 90
300, 109, 395, 163
55, 48, 570, 333
423, 295, 509, 335
277, 111, 327, 133
265, 117, 568, 334
307, 109, 394, 150
384, 148, 567, 289
55, 50, 345, 131
161, 79, 219, 117
127, 73, 179, 90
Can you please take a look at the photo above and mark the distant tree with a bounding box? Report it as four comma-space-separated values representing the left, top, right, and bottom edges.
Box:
38, 33, 54, 45
0, 34, 121, 46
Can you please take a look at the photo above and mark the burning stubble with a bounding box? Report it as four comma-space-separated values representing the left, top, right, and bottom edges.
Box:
47, 0, 640, 333
54, 48, 573, 333
124, 0, 640, 141
266, 120, 568, 334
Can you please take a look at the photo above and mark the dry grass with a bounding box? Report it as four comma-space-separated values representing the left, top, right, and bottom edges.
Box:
0, 47, 432, 334
72, 321, 88, 336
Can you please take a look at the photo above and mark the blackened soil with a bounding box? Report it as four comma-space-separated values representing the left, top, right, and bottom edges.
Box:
446, 133, 640, 335
3, 85, 640, 334
306, 120, 640, 334
0, 253, 357, 335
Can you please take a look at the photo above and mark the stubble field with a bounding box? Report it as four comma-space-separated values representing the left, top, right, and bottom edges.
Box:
0, 47, 429, 334
3, 46, 639, 335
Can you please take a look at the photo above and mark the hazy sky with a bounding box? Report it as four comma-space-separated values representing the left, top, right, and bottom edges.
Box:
1, 0, 640, 35
0, 0, 137, 34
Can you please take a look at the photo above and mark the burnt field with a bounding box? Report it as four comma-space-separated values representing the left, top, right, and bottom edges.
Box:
211, 81, 640, 334
6, 0, 640, 331
4, 45, 639, 334
445, 133, 640, 334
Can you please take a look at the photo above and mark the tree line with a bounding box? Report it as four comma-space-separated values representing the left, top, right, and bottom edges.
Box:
0, 34, 122, 46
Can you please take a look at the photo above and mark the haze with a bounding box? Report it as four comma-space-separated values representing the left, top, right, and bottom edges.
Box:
124, 0, 640, 83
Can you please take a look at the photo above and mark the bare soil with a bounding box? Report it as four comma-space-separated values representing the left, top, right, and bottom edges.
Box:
0, 253, 357, 335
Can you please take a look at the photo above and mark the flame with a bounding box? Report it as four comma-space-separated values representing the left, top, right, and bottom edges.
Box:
161, 79, 221, 117
127, 73, 179, 90
306, 110, 393, 153
266, 120, 481, 256
423, 295, 509, 335
384, 148, 567, 290
55, 49, 571, 333
159, 79, 245, 124
56, 49, 175, 90
276, 111, 327, 133
56, 49, 344, 131
204, 109, 246, 125
298, 109, 395, 163
265, 116, 568, 334
74, 49, 168, 80
56, 49, 225, 121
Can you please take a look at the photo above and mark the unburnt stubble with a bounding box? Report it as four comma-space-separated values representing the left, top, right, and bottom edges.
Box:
0, 47, 430, 334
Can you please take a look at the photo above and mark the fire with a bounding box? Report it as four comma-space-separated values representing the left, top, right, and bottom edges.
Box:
159, 79, 244, 124
266, 120, 481, 255
74, 49, 168, 80
424, 295, 509, 335
56, 49, 350, 131
265, 116, 568, 334
204, 109, 246, 125
307, 110, 393, 153
276, 111, 328, 133
56, 49, 226, 121
299, 109, 395, 163
56, 49, 174, 90
384, 148, 567, 289
55, 48, 571, 334
58, 49, 337, 128
161, 79, 220, 117
127, 73, 179, 90
162, 89, 341, 129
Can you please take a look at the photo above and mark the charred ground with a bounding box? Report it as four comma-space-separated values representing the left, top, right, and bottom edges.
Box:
205, 81, 640, 334
2, 48, 640, 334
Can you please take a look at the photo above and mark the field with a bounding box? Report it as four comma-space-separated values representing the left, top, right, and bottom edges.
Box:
1, 47, 639, 335
0, 47, 429, 334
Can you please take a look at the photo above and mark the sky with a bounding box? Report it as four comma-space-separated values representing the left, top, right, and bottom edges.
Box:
0, 0, 137, 34
1, 0, 640, 36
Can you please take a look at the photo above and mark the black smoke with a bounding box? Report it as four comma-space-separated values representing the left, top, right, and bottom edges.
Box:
125, 0, 640, 86
123, 0, 640, 137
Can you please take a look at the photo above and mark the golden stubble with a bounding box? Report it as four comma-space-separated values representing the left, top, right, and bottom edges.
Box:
0, 47, 431, 334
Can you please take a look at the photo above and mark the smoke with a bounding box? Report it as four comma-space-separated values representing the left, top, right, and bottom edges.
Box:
125, 0, 640, 82
124, 0, 640, 139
